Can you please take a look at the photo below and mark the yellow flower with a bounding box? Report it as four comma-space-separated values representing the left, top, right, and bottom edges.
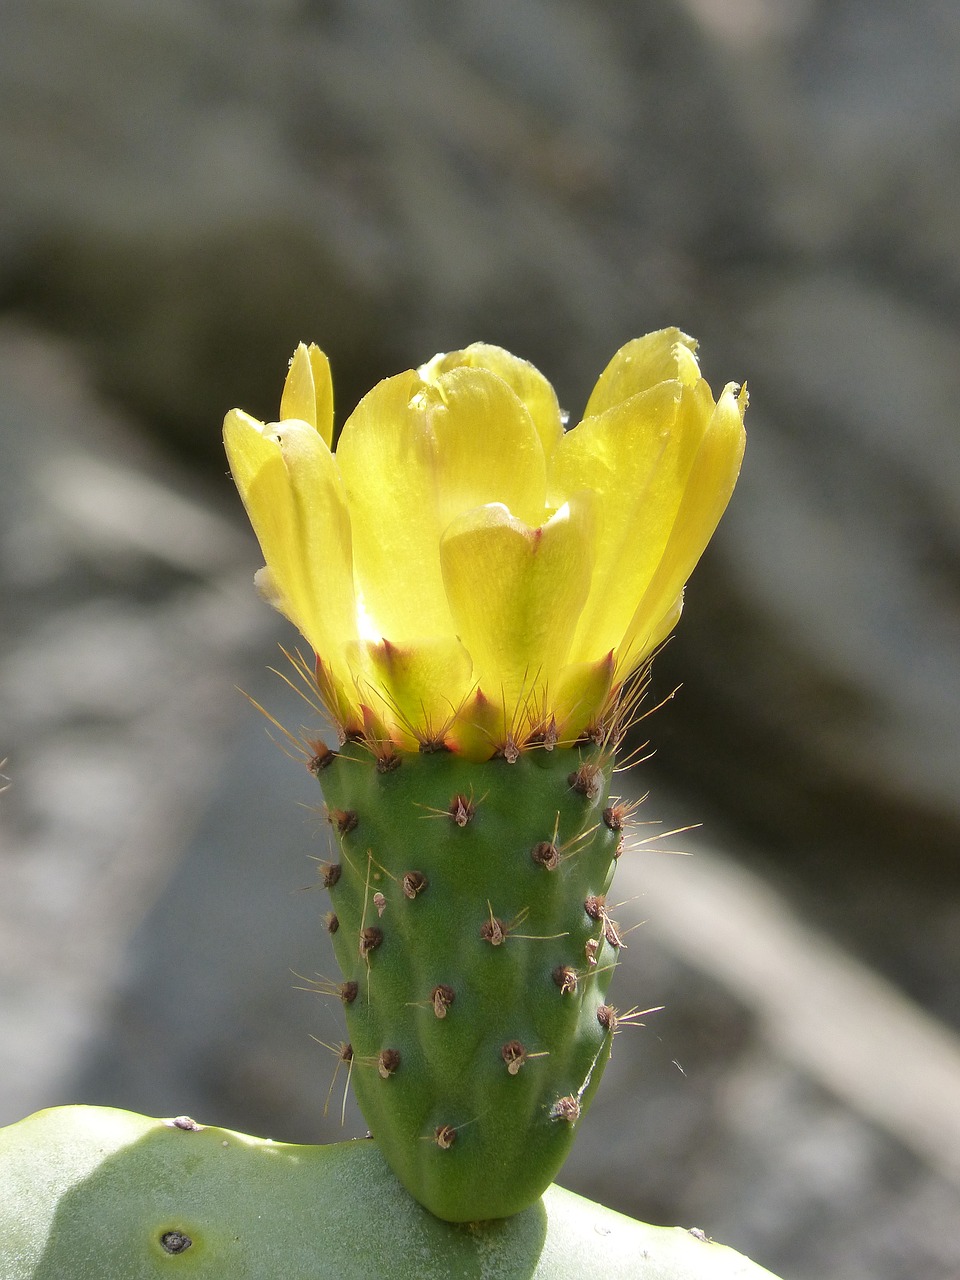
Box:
224, 331, 746, 759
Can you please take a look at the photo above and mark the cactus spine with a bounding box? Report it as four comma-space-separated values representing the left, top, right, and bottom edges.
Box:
315, 739, 625, 1222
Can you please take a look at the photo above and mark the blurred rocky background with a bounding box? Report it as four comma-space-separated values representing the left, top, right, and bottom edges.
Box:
2, 1, 960, 1277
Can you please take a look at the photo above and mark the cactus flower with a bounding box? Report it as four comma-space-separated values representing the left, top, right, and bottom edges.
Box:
224, 331, 748, 1222
223, 331, 746, 760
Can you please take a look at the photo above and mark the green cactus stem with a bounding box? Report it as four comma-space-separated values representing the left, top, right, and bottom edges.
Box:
313, 739, 626, 1222
0, 1105, 782, 1279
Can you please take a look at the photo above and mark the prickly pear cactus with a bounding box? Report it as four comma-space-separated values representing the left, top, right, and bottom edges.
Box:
0, 1106, 783, 1279
222, 330, 748, 1223
316, 740, 624, 1222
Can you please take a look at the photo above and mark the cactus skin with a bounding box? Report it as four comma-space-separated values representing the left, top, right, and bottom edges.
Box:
315, 741, 624, 1222
0, 1106, 783, 1279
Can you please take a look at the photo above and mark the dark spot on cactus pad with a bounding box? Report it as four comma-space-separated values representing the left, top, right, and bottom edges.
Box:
167, 1116, 202, 1131
584, 938, 599, 965
402, 871, 428, 899
360, 926, 383, 957
340, 980, 359, 1004
340, 1043, 354, 1062
329, 808, 358, 835
604, 916, 623, 948
480, 916, 507, 945
552, 965, 578, 994
501, 1040, 527, 1074
378, 1049, 401, 1078
376, 751, 401, 773
602, 804, 625, 831
597, 1004, 619, 1033
531, 841, 559, 870
551, 1095, 581, 1123
584, 894, 605, 921
306, 741, 335, 773
419, 737, 448, 753
325, 912, 339, 934
568, 763, 602, 801
321, 862, 342, 888
434, 1124, 457, 1149
160, 1231, 193, 1254
448, 793, 475, 826
432, 984, 456, 1018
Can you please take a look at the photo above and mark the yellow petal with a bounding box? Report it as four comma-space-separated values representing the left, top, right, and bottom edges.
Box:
224, 409, 310, 618
445, 688, 504, 761
223, 409, 356, 676
335, 370, 451, 643
316, 654, 364, 738
428, 366, 546, 529
550, 379, 704, 663
280, 343, 334, 448
363, 636, 475, 750
551, 652, 616, 744
421, 343, 564, 460
620, 383, 746, 669
647, 591, 685, 656
439, 493, 597, 731
583, 329, 698, 419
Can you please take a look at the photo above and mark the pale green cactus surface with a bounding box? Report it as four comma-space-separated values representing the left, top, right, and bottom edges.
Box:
0, 1106, 781, 1280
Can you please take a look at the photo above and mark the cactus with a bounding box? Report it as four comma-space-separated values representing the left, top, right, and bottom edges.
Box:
223, 331, 748, 1221
316, 739, 624, 1222
0, 1105, 782, 1279
0, 335, 766, 1271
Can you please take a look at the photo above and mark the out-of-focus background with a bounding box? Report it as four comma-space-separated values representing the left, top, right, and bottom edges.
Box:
2, 2, 960, 1276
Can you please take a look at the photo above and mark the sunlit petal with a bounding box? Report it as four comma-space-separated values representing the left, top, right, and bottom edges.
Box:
583, 329, 698, 419
439, 493, 597, 732
223, 409, 356, 681
620, 383, 746, 668
549, 380, 695, 662
335, 370, 451, 643
421, 343, 564, 460
428, 366, 546, 528
280, 342, 334, 448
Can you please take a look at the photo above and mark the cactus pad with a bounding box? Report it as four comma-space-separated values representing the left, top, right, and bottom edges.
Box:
0, 1106, 782, 1279
315, 740, 625, 1221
